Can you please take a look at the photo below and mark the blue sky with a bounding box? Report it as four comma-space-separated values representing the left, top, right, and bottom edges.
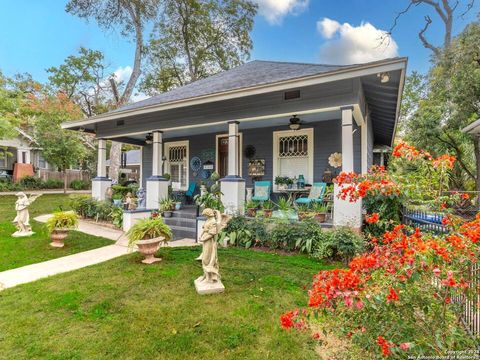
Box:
0, 0, 478, 86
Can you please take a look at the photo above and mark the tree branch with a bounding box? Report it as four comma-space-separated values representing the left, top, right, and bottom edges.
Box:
419, 16, 441, 56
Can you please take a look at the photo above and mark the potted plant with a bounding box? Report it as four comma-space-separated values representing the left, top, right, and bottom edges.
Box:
126, 218, 172, 264
275, 176, 286, 191
275, 197, 293, 219
312, 203, 329, 223
285, 177, 294, 189
160, 198, 175, 218
245, 200, 258, 217
45, 211, 79, 248
262, 200, 274, 218
112, 193, 123, 206
297, 204, 311, 221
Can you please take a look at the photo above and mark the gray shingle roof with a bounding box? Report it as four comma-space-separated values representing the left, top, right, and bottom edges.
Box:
114, 60, 351, 113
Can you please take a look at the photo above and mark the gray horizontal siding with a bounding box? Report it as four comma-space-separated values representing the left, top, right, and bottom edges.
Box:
141, 118, 368, 190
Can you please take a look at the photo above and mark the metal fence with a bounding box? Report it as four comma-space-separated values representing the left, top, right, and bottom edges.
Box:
402, 202, 479, 338
452, 264, 480, 338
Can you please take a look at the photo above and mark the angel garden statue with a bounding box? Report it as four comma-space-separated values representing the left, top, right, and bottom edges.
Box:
12, 192, 41, 237
194, 208, 230, 295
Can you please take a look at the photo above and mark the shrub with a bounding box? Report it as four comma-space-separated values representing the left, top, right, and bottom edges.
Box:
19, 176, 43, 189
43, 179, 63, 189
70, 179, 90, 190
311, 227, 366, 263
70, 195, 113, 221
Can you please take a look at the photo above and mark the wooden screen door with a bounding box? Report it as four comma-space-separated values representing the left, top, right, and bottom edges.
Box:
218, 136, 229, 178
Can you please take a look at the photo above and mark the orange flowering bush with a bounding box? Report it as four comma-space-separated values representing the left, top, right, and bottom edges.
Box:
281, 218, 479, 357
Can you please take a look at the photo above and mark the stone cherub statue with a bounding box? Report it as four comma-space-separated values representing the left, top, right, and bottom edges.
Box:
137, 188, 146, 209
12, 192, 41, 237
124, 192, 137, 210
194, 208, 230, 295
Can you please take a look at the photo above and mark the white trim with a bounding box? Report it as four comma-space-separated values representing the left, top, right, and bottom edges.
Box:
391, 59, 408, 147
62, 58, 407, 129
139, 146, 143, 186
215, 133, 243, 177
272, 128, 314, 192
98, 106, 343, 140
164, 140, 189, 191
361, 113, 368, 174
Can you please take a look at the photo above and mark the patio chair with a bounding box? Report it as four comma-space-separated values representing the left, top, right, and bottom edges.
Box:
184, 182, 197, 204
295, 182, 327, 205
252, 181, 271, 202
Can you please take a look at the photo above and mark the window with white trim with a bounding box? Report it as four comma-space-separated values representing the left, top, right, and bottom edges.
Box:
38, 154, 46, 169
273, 129, 314, 190
165, 141, 189, 190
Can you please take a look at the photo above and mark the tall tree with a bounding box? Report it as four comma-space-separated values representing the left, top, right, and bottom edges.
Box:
386, 0, 477, 56
140, 0, 257, 94
403, 21, 480, 191
66, 0, 160, 181
47, 47, 111, 117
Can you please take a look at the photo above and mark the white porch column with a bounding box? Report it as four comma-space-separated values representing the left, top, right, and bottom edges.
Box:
220, 121, 245, 215
361, 115, 368, 174
146, 131, 169, 209
92, 138, 112, 201
334, 106, 362, 229
17, 149, 24, 163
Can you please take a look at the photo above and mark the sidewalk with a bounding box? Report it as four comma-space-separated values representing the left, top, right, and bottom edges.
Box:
0, 189, 91, 196
0, 215, 198, 290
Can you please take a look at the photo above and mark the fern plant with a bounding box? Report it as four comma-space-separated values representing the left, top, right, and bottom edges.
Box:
126, 218, 172, 247
45, 211, 79, 233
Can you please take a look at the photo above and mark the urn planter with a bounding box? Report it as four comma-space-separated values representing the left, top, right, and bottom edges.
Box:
136, 237, 165, 264
50, 229, 69, 248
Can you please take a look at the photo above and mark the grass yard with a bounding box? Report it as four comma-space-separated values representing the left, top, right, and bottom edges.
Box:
0, 194, 112, 271
0, 246, 334, 359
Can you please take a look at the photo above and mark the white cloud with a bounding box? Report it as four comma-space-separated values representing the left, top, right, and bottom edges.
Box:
112, 66, 133, 84
255, 0, 309, 25
316, 18, 398, 65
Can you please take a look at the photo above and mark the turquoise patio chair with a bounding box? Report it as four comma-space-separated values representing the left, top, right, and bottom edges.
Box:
252, 181, 271, 202
184, 183, 197, 204
295, 182, 327, 205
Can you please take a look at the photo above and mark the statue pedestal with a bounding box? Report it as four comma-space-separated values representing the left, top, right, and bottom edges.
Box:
12, 231, 34, 238
194, 277, 225, 295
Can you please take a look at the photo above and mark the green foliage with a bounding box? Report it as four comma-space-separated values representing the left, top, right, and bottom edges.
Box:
245, 200, 258, 209
194, 192, 224, 212
275, 197, 292, 211
109, 206, 124, 228
0, 177, 63, 191
159, 197, 175, 212
311, 227, 366, 263
111, 184, 138, 197
69, 195, 114, 222
70, 179, 90, 190
262, 200, 273, 210
140, 0, 256, 94
45, 211, 79, 233
126, 218, 172, 246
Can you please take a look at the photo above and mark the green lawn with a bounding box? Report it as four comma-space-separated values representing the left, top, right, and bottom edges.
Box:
0, 194, 112, 271
0, 247, 333, 359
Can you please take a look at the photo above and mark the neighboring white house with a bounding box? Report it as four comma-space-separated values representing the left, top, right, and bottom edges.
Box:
0, 128, 53, 174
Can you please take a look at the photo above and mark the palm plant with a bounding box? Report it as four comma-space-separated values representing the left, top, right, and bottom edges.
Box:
276, 197, 292, 211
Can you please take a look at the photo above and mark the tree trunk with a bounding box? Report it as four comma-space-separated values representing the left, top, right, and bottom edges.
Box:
63, 168, 68, 194
108, 142, 122, 183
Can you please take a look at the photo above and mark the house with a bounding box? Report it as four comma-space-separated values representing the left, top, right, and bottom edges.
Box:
62, 58, 407, 229
0, 128, 53, 181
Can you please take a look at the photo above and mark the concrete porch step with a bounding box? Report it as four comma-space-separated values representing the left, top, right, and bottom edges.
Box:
163, 217, 197, 227
169, 225, 196, 241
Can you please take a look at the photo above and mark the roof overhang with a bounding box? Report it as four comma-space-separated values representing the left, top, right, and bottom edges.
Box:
62, 57, 407, 143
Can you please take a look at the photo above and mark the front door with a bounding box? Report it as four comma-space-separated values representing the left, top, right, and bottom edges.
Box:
218, 136, 229, 178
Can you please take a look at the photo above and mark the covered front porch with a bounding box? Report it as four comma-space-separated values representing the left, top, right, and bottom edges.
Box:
63, 58, 407, 230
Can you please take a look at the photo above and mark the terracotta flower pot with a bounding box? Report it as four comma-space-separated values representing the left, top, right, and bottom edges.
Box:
314, 213, 326, 223
50, 229, 69, 248
136, 237, 165, 264
263, 209, 273, 218
298, 212, 309, 221
246, 208, 256, 217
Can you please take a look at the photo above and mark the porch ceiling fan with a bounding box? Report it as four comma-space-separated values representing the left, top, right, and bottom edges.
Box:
288, 115, 303, 131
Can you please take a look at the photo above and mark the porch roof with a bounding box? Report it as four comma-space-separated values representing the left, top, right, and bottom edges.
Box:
62, 57, 407, 146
